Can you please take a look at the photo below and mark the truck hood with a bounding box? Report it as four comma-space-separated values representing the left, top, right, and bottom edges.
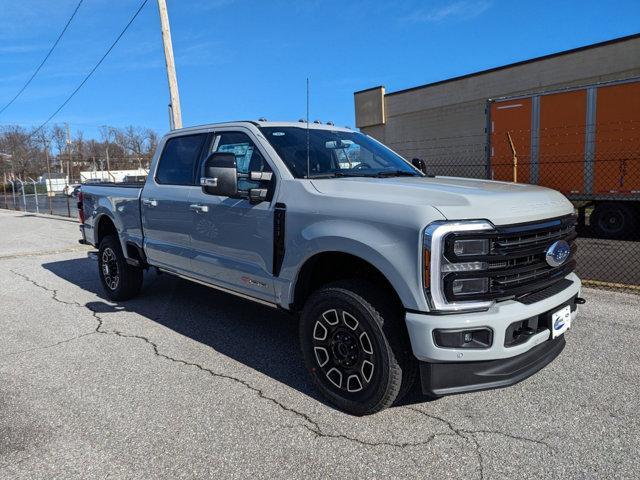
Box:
310, 176, 574, 225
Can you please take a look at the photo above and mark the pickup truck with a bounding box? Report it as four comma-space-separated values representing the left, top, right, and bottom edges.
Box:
79, 120, 583, 415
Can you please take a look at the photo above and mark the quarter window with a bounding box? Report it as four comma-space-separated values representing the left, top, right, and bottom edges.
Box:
156, 134, 207, 185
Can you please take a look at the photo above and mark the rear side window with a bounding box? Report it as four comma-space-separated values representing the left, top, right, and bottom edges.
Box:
156, 134, 207, 185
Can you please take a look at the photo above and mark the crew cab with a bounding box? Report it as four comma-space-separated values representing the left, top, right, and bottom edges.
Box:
79, 120, 583, 415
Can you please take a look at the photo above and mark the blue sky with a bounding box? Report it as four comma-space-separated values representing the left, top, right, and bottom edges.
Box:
0, 0, 638, 140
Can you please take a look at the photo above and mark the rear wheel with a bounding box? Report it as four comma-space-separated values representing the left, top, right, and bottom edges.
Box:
98, 235, 143, 301
590, 202, 638, 239
299, 280, 416, 415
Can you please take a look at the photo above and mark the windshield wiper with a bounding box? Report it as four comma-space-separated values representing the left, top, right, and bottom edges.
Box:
307, 172, 375, 179
374, 170, 419, 178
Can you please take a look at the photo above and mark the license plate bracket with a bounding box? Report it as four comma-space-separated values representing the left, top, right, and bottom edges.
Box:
550, 305, 571, 338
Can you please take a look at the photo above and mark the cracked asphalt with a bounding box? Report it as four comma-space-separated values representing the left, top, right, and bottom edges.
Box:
0, 210, 638, 479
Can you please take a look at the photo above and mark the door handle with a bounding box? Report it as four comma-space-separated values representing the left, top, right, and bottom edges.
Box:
189, 203, 209, 213
142, 198, 158, 207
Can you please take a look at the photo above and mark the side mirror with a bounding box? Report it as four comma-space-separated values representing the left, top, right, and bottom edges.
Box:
411, 158, 427, 174
201, 152, 238, 197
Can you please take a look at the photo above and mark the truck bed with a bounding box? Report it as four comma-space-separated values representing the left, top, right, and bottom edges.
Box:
81, 183, 144, 251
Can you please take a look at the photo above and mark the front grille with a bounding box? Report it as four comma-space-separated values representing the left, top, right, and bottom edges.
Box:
443, 215, 577, 302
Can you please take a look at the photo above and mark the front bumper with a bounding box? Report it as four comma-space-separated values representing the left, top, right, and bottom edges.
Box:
405, 273, 581, 394
420, 335, 565, 396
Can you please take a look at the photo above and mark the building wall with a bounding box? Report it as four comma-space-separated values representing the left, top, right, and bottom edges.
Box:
354, 36, 640, 178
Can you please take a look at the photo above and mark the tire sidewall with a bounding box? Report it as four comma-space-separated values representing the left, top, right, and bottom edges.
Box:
98, 236, 128, 300
300, 286, 397, 415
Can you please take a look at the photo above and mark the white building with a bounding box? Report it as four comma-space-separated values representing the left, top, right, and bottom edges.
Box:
39, 173, 69, 193
80, 168, 148, 183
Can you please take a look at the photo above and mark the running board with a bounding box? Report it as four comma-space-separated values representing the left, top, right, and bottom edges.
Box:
157, 268, 279, 309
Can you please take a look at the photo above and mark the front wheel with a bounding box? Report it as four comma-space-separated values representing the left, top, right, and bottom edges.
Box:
299, 280, 416, 415
98, 235, 143, 301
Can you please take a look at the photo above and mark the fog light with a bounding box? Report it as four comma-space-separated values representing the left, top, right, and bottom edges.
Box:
452, 277, 488, 295
433, 328, 493, 349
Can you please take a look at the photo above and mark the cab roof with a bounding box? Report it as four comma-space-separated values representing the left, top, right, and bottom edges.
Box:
167, 120, 354, 136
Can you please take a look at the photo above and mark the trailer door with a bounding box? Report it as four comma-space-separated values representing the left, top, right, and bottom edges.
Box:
538, 89, 586, 195
594, 81, 640, 194
490, 99, 531, 184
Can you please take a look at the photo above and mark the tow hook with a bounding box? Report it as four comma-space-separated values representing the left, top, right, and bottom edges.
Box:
514, 326, 536, 337
575, 297, 586, 305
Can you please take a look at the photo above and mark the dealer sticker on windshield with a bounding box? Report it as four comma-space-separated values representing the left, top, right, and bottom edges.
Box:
551, 305, 572, 339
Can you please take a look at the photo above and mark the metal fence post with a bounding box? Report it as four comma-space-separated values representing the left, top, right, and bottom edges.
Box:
29, 177, 39, 214
18, 179, 27, 211
8, 180, 16, 209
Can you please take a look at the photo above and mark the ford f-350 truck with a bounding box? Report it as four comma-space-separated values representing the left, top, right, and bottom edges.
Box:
79, 120, 582, 415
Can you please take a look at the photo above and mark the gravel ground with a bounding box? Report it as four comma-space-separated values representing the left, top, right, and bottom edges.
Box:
0, 210, 638, 479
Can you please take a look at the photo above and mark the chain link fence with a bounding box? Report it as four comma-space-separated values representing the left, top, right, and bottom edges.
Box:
1, 185, 76, 218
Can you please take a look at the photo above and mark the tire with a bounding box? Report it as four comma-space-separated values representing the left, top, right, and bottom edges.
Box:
98, 235, 143, 301
590, 203, 638, 239
299, 280, 417, 415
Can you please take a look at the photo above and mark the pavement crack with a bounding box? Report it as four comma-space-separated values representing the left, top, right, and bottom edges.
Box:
10, 269, 81, 307
405, 406, 553, 452
405, 406, 554, 479
0, 332, 96, 358
97, 324, 453, 449
9, 268, 466, 451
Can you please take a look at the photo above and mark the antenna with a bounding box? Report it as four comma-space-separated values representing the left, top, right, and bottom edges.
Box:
306, 77, 310, 179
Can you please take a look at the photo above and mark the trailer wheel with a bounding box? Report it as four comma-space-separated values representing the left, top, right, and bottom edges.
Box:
590, 203, 638, 240
98, 235, 143, 301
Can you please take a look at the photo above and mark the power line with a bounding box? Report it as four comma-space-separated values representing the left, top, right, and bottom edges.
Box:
30, 0, 150, 138
0, 0, 84, 116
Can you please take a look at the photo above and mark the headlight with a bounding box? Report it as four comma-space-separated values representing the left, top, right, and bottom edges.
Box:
453, 238, 489, 256
451, 277, 489, 295
423, 221, 495, 313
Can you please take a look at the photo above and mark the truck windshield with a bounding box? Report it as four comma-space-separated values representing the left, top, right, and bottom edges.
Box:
259, 127, 421, 179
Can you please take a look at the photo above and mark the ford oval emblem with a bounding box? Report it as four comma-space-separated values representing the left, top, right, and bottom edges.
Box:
545, 240, 571, 267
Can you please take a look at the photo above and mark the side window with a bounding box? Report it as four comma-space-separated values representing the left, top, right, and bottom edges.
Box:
214, 132, 272, 175
156, 134, 207, 185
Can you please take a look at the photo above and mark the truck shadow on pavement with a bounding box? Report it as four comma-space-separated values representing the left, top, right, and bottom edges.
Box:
43, 257, 427, 409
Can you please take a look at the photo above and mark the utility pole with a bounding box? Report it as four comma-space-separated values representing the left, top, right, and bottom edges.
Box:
44, 144, 53, 214
65, 123, 72, 184
65, 123, 72, 216
157, 0, 182, 130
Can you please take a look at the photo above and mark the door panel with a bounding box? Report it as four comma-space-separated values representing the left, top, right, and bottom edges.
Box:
189, 192, 275, 300
142, 183, 196, 273
189, 129, 276, 301
142, 133, 209, 274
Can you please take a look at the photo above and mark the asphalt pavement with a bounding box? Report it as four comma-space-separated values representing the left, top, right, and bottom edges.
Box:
0, 210, 638, 479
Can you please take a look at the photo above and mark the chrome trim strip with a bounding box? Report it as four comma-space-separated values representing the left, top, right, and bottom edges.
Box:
424, 221, 496, 313
158, 268, 279, 309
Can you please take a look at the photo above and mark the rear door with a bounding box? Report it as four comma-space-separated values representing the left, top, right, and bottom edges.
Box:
142, 132, 209, 274
490, 98, 532, 183
188, 128, 277, 302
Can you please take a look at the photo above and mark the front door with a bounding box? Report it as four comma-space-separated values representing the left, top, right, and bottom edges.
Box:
189, 129, 277, 302
142, 133, 209, 274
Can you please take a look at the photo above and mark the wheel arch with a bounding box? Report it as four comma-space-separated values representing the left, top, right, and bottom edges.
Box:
289, 249, 415, 313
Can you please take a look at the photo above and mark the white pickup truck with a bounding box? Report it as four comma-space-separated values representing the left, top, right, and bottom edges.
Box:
79, 120, 583, 415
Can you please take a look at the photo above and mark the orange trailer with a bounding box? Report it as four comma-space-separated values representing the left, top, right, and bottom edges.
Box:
488, 77, 640, 239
